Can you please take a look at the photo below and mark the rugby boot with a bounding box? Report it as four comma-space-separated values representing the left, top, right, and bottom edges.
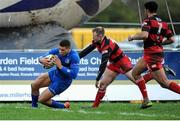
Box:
140, 100, 153, 109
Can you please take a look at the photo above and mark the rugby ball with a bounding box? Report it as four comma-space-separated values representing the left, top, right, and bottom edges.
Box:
43, 54, 55, 69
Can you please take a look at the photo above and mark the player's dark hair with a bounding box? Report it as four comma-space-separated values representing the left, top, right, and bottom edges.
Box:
59, 40, 71, 48
144, 1, 158, 13
92, 26, 105, 36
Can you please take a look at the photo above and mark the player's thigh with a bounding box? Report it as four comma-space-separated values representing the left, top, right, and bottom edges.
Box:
49, 79, 71, 96
32, 73, 51, 89
101, 68, 118, 86
151, 68, 169, 85
132, 58, 147, 77
38, 88, 54, 103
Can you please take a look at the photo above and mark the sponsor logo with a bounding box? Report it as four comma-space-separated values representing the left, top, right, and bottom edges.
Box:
65, 59, 70, 64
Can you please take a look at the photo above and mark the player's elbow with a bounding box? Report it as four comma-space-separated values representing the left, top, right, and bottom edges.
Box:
142, 31, 149, 40
70, 67, 79, 79
70, 70, 78, 79
169, 37, 175, 43
71, 73, 78, 79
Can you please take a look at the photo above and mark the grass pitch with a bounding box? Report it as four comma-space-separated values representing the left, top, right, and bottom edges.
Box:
0, 102, 180, 120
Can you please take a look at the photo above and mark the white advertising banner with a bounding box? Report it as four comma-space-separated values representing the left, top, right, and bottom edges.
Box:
0, 85, 179, 101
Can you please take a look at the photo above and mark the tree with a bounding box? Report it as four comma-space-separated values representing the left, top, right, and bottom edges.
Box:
88, 0, 180, 34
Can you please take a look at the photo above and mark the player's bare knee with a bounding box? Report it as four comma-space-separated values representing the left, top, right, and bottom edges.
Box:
31, 82, 39, 91
31, 83, 35, 90
38, 97, 45, 104
132, 71, 139, 80
99, 82, 107, 91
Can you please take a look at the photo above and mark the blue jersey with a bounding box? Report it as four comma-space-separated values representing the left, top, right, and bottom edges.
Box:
47, 48, 80, 80
42, 48, 79, 95
39, 48, 80, 95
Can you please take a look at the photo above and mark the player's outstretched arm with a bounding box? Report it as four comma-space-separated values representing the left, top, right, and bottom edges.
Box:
162, 37, 175, 45
128, 31, 149, 41
79, 44, 96, 58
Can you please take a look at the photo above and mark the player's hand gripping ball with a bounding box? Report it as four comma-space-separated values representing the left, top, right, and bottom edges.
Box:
43, 54, 56, 69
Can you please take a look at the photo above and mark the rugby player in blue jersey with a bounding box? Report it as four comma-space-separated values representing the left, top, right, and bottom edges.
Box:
31, 40, 80, 109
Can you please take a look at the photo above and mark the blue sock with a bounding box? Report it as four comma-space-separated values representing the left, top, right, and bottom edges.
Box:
31, 95, 38, 108
51, 100, 65, 109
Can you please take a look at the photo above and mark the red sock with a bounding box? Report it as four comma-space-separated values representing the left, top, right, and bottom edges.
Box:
92, 89, 105, 107
143, 73, 153, 83
136, 77, 148, 100
169, 82, 180, 94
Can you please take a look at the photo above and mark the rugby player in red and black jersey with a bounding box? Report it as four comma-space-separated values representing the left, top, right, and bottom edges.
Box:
128, 1, 180, 107
79, 26, 156, 109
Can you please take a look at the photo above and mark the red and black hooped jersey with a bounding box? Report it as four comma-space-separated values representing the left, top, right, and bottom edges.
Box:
93, 36, 124, 63
93, 36, 125, 81
79, 36, 125, 81
142, 15, 173, 55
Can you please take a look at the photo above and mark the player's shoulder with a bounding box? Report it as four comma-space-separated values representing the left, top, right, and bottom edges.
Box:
101, 36, 111, 49
146, 15, 163, 22
70, 49, 80, 60
49, 48, 59, 55
70, 49, 78, 55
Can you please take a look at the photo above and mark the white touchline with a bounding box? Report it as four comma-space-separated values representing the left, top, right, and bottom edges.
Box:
120, 112, 180, 118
